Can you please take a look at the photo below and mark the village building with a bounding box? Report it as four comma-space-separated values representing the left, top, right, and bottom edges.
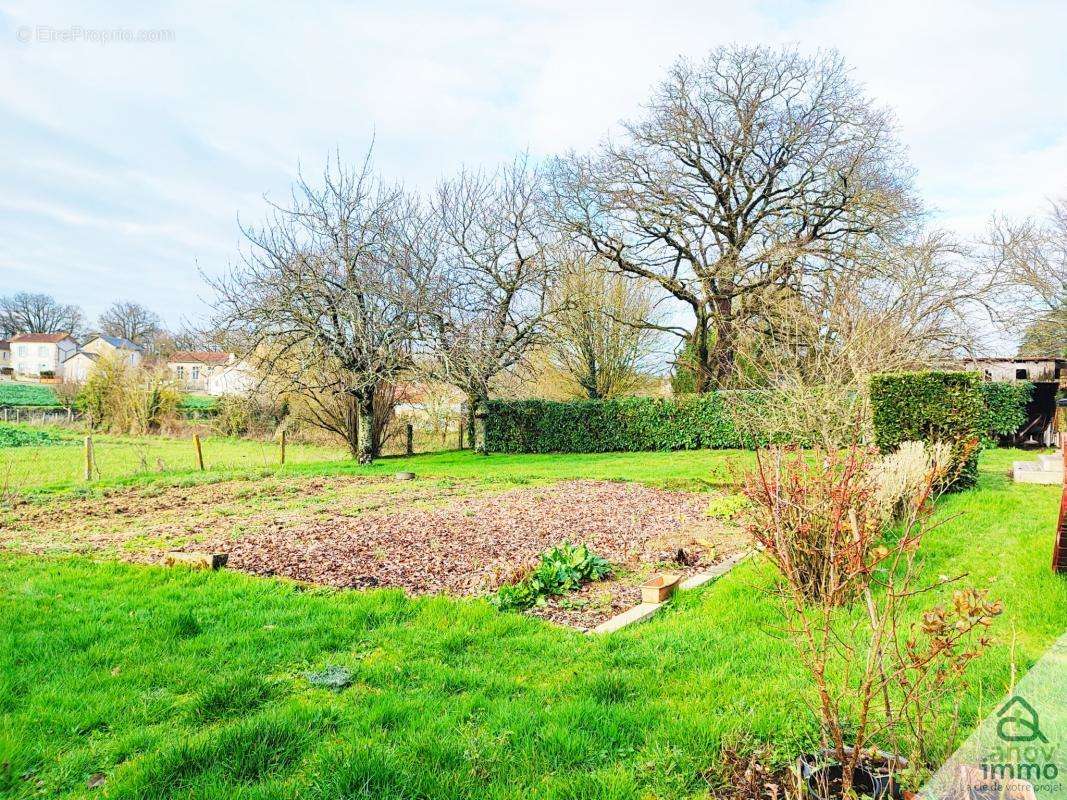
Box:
166, 351, 255, 395
8, 333, 78, 378
63, 335, 145, 382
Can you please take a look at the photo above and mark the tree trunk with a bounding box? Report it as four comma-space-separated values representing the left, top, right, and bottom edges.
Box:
357, 386, 376, 464
692, 318, 713, 394
345, 392, 360, 457
466, 391, 482, 449
710, 305, 736, 388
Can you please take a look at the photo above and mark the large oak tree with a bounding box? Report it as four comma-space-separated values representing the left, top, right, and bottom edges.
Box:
552, 45, 916, 391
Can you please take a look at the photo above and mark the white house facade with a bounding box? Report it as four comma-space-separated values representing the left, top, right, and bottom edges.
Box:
165, 352, 258, 396
62, 351, 99, 382
206, 360, 257, 396
9, 333, 78, 377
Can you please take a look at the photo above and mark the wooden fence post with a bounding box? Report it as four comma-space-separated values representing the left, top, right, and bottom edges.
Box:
279, 430, 286, 465
405, 423, 414, 456
83, 436, 93, 481
193, 434, 205, 471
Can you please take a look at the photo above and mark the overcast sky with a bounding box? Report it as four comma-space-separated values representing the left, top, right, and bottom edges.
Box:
1, 0, 1066, 333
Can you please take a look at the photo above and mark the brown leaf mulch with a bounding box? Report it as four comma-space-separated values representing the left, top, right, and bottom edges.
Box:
198, 479, 742, 628
2, 473, 743, 630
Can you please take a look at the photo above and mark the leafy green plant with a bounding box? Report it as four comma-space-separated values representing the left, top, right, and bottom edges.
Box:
0, 424, 72, 448
704, 493, 750, 520
0, 383, 60, 408
492, 543, 611, 611
179, 395, 219, 412
870, 371, 985, 490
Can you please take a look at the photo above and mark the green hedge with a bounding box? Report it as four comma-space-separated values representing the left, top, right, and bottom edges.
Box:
979, 381, 1033, 441
870, 371, 986, 490
483, 394, 774, 454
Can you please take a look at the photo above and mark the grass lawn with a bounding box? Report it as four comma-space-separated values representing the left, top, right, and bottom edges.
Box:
0, 427, 347, 494
1, 448, 1065, 798
3, 438, 760, 496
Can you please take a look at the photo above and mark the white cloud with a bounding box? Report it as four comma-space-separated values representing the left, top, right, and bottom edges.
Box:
0, 0, 1064, 329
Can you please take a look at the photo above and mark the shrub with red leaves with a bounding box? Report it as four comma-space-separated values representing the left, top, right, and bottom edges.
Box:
738, 445, 886, 606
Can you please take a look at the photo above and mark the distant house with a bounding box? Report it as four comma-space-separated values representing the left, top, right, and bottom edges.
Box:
9, 333, 78, 378
206, 359, 257, 396
166, 351, 239, 393
62, 351, 100, 383
63, 335, 145, 382
82, 335, 144, 366
0, 340, 10, 373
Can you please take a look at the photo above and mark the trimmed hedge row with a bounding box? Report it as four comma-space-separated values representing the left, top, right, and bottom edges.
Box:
980, 380, 1033, 441
483, 394, 773, 454
484, 376, 1032, 481
870, 371, 986, 490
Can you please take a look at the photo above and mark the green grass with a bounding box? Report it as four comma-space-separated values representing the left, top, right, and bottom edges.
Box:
0, 428, 347, 494
0, 383, 59, 408
1, 449, 1064, 798
0, 432, 755, 495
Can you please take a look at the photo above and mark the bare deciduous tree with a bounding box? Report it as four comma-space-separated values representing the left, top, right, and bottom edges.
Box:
985, 199, 1067, 355
552, 45, 916, 391
0, 292, 85, 339
97, 301, 164, 348
545, 252, 660, 399
210, 151, 436, 463
731, 233, 992, 445
423, 157, 553, 441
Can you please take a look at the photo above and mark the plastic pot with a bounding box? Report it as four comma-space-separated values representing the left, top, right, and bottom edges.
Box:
797, 749, 905, 800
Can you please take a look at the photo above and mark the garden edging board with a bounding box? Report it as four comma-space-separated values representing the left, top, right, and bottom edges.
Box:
590, 552, 747, 634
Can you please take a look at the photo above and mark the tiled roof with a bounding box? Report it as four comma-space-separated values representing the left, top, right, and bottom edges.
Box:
168, 351, 232, 365
9, 332, 74, 344
0, 339, 9, 351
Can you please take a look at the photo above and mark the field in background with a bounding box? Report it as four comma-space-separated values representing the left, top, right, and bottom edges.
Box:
0, 426, 347, 493
0, 383, 60, 408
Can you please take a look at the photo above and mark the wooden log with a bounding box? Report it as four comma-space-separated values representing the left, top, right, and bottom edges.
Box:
162, 551, 228, 570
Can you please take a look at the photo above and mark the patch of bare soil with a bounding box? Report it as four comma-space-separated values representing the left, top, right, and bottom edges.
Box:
2, 474, 743, 630
198, 479, 742, 629
0, 475, 502, 557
